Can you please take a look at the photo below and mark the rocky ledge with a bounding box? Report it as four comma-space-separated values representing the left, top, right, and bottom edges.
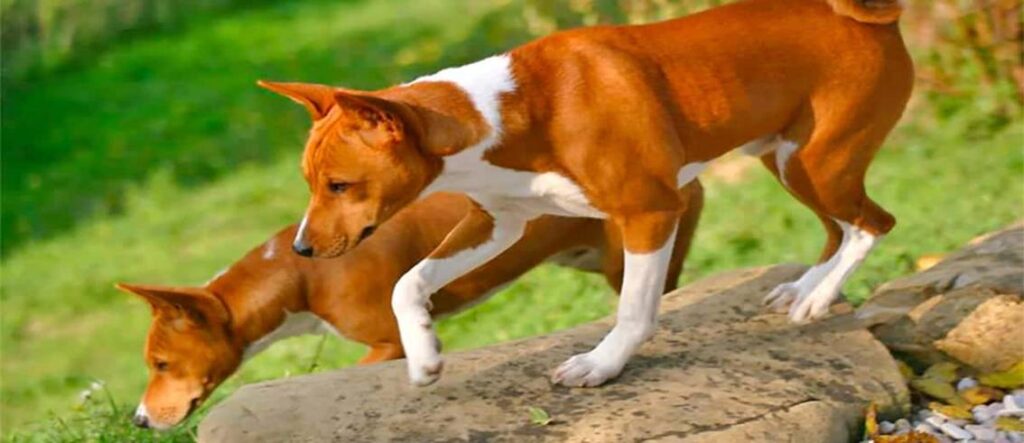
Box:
199, 265, 909, 443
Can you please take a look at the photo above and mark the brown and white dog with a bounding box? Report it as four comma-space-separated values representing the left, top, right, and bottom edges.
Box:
119, 191, 702, 429
259, 0, 912, 387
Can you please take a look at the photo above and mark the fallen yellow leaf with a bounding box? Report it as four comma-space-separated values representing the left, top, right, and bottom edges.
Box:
959, 386, 1004, 405
911, 377, 958, 402
897, 360, 916, 381
922, 362, 959, 383
978, 361, 1024, 389
876, 432, 940, 443
864, 403, 879, 438
915, 253, 945, 271
928, 402, 973, 420
995, 416, 1024, 432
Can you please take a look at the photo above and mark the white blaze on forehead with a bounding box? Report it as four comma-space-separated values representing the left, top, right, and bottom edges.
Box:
295, 214, 310, 244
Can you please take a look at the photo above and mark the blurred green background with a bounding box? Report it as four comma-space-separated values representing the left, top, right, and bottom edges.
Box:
1, 0, 1021, 440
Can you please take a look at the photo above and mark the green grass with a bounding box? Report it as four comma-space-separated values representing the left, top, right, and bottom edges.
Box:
2, 0, 1022, 440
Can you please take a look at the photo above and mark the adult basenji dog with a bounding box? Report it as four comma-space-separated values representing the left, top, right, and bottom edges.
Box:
260, 0, 912, 387
119, 190, 702, 429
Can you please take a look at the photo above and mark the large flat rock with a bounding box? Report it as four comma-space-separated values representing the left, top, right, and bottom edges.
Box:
199, 265, 908, 443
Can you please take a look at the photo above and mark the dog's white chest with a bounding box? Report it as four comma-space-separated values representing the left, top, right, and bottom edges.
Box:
243, 311, 339, 360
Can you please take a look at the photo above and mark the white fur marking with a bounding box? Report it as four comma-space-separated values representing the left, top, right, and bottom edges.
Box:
676, 162, 707, 188
774, 140, 800, 188
766, 221, 879, 322
739, 137, 776, 156
392, 212, 528, 386
553, 224, 678, 387
415, 55, 604, 219
243, 311, 339, 360
294, 214, 310, 246
262, 237, 277, 260
412, 55, 515, 136
134, 403, 148, 420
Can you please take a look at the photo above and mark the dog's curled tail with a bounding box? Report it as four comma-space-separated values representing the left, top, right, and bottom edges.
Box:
827, 0, 904, 24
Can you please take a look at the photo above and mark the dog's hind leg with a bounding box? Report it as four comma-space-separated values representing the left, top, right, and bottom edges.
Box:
761, 124, 898, 323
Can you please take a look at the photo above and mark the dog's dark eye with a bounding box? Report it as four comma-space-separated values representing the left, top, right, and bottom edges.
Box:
328, 182, 350, 194
155, 360, 169, 372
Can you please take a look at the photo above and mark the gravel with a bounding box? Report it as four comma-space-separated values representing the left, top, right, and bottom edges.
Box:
865, 377, 1024, 442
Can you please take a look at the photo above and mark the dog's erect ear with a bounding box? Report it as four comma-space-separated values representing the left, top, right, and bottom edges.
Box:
257, 80, 338, 120
333, 91, 408, 146
116, 283, 230, 326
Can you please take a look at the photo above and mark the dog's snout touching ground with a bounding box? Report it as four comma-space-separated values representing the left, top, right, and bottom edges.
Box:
131, 411, 150, 429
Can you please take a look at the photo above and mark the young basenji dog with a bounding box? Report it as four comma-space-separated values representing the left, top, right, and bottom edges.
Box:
260, 0, 912, 387
120, 190, 702, 429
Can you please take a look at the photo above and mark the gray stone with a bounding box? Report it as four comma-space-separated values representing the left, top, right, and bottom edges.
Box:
857, 222, 1024, 368
199, 265, 908, 443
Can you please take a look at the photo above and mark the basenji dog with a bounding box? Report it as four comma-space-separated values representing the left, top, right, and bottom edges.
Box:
260, 0, 912, 387
119, 190, 702, 429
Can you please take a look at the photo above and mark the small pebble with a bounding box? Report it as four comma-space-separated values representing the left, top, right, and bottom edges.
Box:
879, 420, 896, 434
958, 377, 979, 391
965, 424, 996, 440
1001, 395, 1024, 417
916, 423, 938, 435
975, 404, 995, 423
940, 422, 972, 440
895, 418, 912, 434
927, 415, 948, 428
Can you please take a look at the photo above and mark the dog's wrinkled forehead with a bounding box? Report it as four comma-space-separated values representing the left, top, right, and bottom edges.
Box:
301, 110, 376, 181
302, 114, 345, 179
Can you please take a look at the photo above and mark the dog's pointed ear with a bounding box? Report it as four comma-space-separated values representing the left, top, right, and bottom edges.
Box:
333, 91, 409, 146
116, 283, 229, 326
257, 80, 338, 120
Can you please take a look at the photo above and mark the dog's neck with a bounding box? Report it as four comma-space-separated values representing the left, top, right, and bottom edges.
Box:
204, 233, 312, 357
383, 55, 524, 196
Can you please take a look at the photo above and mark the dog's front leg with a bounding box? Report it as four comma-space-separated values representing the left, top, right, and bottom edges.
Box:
392, 201, 528, 386
552, 211, 679, 387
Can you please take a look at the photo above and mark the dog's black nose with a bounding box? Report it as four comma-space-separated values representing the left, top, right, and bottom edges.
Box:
359, 225, 377, 242
132, 413, 150, 429
293, 243, 314, 257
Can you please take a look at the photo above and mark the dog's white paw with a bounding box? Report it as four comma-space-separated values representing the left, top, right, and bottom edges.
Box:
550, 352, 622, 387
407, 354, 444, 386
787, 287, 838, 323
403, 328, 444, 386
763, 282, 801, 313
764, 280, 839, 323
